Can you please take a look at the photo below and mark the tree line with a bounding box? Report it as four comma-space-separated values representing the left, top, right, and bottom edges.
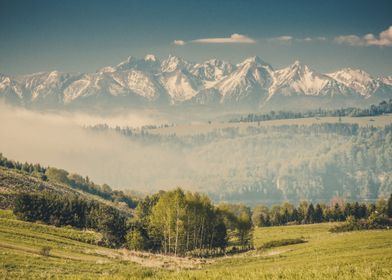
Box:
230, 99, 392, 123
252, 194, 392, 227
10, 187, 391, 254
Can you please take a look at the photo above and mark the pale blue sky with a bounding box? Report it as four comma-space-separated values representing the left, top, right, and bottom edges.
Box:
1, 0, 391, 76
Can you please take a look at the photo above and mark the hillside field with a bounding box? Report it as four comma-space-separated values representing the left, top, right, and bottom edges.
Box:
1, 210, 391, 280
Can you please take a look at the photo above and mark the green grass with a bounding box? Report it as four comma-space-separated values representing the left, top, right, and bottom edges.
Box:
1, 212, 391, 279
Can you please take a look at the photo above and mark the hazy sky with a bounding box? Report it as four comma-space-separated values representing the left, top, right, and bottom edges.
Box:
1, 0, 392, 76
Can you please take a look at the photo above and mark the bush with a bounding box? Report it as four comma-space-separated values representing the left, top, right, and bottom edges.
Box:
258, 238, 306, 250
330, 214, 392, 233
39, 246, 52, 257
126, 229, 146, 251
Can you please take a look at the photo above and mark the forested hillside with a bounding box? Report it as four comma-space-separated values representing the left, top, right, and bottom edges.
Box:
231, 99, 392, 123
0, 154, 137, 211
90, 122, 392, 205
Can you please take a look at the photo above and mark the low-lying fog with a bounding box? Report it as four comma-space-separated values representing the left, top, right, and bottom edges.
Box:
0, 103, 197, 194
1, 103, 390, 204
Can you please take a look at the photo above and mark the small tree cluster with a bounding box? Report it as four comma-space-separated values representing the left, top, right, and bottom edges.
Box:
331, 195, 392, 232
13, 192, 127, 247
217, 203, 253, 250
127, 188, 252, 257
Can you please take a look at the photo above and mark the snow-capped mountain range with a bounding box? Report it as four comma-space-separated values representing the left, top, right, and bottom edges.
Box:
1, 54, 391, 111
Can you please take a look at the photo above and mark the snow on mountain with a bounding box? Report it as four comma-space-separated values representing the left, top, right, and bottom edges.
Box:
381, 76, 392, 86
63, 72, 128, 104
269, 61, 352, 98
144, 54, 157, 62
114, 56, 137, 71
0, 73, 24, 103
112, 70, 163, 101
215, 56, 274, 104
113, 55, 160, 73
0, 55, 391, 110
161, 55, 192, 73
190, 59, 235, 81
22, 71, 78, 106
327, 68, 380, 97
63, 74, 95, 103
160, 70, 201, 103
159, 55, 203, 102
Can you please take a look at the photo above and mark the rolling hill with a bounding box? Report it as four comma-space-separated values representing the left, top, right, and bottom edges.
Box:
0, 166, 135, 216
1, 210, 391, 279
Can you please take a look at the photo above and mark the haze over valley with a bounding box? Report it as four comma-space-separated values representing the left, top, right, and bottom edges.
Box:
1, 99, 391, 205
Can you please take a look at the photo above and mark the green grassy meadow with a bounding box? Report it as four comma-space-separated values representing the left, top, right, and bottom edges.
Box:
1, 210, 391, 280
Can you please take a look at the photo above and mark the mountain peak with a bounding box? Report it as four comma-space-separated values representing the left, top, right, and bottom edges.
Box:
204, 58, 224, 66
292, 60, 301, 66
161, 54, 190, 72
144, 54, 157, 62
285, 60, 313, 75
240, 56, 268, 66
338, 67, 372, 78
328, 68, 374, 82
291, 60, 307, 68
116, 56, 136, 70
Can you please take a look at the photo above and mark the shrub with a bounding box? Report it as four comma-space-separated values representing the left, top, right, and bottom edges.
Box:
258, 238, 306, 250
330, 214, 392, 233
39, 246, 52, 257
126, 229, 146, 251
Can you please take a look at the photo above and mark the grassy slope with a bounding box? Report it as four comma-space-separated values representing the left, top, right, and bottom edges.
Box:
1, 213, 391, 280
0, 212, 147, 280
149, 115, 392, 136
0, 167, 132, 215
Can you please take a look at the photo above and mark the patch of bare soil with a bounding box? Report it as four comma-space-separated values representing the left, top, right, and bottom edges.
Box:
118, 249, 213, 270
264, 248, 291, 256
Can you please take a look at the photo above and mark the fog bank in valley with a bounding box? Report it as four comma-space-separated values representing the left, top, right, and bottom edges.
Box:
0, 103, 196, 194
1, 103, 391, 204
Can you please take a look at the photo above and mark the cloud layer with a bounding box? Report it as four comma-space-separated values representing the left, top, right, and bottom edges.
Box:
174, 34, 328, 46
173, 33, 256, 45
269, 35, 293, 43
174, 27, 392, 47
334, 25, 392, 47
269, 36, 327, 43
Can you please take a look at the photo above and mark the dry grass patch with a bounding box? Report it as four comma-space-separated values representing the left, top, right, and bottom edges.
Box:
119, 249, 212, 270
